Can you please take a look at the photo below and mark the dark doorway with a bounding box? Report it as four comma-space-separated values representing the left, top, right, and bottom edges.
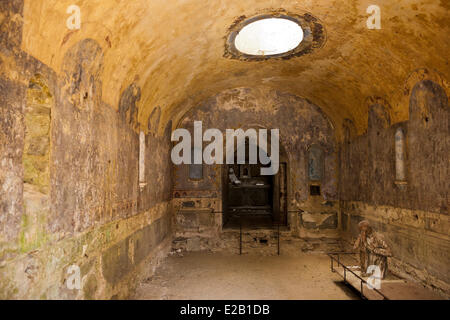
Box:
222, 162, 288, 229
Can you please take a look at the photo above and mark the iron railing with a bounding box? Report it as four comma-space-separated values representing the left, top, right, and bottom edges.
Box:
236, 214, 280, 256
327, 252, 389, 300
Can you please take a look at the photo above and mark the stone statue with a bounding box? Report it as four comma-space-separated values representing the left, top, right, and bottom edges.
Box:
353, 220, 392, 279
228, 167, 241, 185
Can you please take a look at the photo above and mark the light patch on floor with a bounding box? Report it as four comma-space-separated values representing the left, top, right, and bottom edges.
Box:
134, 251, 359, 300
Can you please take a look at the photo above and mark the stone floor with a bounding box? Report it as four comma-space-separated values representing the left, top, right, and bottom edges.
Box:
133, 251, 360, 300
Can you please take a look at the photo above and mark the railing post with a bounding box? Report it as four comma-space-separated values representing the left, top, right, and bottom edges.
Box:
277, 222, 280, 256
239, 216, 242, 255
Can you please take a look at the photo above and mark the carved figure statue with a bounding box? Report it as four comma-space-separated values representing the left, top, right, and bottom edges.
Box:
353, 220, 392, 279
229, 167, 241, 185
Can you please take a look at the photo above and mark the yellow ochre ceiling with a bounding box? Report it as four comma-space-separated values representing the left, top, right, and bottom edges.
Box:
22, 0, 450, 136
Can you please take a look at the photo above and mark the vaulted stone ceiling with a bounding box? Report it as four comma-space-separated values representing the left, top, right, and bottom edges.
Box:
21, 0, 449, 136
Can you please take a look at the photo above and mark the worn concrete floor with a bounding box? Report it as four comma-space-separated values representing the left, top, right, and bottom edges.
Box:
134, 251, 360, 300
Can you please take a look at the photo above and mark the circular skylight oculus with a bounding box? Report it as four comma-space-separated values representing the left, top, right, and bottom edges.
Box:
234, 18, 304, 56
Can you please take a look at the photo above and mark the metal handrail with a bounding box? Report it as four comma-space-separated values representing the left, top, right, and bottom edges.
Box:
327, 252, 389, 300
239, 217, 242, 255
277, 221, 280, 256
233, 213, 281, 255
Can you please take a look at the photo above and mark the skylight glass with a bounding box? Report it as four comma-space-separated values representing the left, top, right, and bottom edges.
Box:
234, 18, 304, 56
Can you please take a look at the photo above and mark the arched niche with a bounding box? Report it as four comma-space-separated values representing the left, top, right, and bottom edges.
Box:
147, 106, 162, 136
400, 68, 449, 122
394, 127, 406, 183
23, 74, 53, 194
342, 118, 357, 144
307, 144, 324, 182
21, 74, 53, 252
409, 80, 448, 127
368, 103, 391, 134
408, 80, 448, 213
119, 82, 141, 129
222, 130, 289, 227
61, 39, 104, 111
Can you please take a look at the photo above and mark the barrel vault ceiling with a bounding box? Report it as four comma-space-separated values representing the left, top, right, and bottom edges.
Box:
21, 0, 450, 136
